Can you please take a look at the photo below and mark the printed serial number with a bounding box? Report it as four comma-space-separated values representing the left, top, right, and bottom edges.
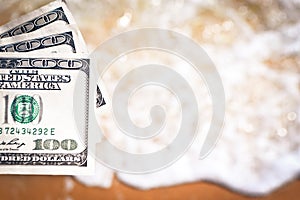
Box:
0, 127, 55, 135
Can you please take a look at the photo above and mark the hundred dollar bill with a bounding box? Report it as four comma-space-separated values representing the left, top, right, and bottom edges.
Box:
0, 1, 105, 175
0, 53, 92, 174
0, 1, 77, 39
0, 26, 88, 53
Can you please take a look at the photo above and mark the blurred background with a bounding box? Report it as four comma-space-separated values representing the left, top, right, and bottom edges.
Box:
1, 0, 300, 199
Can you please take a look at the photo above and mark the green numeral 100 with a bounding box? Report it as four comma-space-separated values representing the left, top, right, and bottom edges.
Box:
33, 139, 78, 151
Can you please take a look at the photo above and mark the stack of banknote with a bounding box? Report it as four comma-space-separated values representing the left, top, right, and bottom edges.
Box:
0, 0, 98, 174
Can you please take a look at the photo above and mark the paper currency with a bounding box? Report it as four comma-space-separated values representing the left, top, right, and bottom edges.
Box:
0, 1, 76, 39
0, 27, 88, 53
0, 1, 96, 175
